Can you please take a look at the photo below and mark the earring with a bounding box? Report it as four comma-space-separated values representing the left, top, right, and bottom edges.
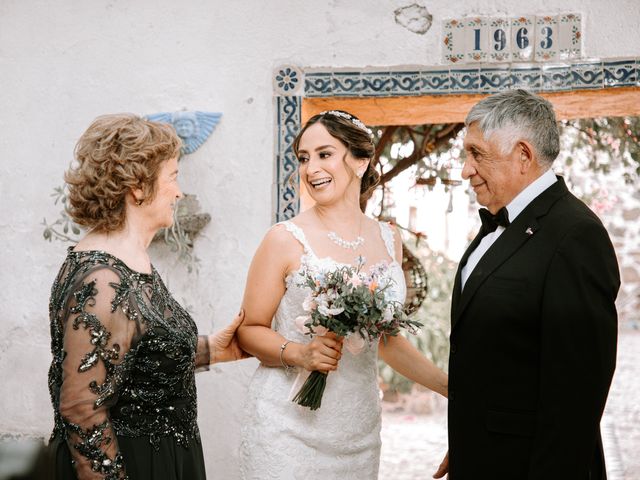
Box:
357, 170, 365, 178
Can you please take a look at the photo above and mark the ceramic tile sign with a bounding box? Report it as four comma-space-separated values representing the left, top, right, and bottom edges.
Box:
442, 13, 582, 64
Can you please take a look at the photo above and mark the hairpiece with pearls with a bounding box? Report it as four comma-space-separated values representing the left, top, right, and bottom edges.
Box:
320, 110, 374, 140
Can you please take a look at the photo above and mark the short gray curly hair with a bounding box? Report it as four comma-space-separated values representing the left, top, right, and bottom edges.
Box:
465, 89, 560, 167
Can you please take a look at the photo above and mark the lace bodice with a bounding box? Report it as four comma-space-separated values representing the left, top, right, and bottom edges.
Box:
276, 220, 406, 340
240, 221, 406, 480
48, 248, 210, 480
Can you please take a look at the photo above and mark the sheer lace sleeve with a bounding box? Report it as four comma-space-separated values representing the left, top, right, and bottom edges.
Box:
195, 335, 211, 371
59, 266, 138, 480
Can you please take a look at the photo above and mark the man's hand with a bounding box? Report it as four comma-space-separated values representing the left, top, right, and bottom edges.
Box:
433, 450, 449, 479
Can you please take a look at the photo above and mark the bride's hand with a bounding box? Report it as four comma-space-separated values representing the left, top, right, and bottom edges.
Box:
210, 309, 252, 363
299, 332, 343, 373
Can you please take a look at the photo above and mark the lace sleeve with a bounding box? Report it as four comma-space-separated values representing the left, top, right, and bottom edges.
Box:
59, 266, 138, 480
195, 335, 211, 372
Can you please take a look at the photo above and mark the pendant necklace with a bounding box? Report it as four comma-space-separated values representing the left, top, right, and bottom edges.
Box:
316, 209, 365, 250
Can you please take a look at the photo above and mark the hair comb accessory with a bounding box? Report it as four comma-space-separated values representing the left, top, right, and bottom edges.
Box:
320, 110, 374, 139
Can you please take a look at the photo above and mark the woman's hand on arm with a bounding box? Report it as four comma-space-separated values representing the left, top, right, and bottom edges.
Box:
207, 309, 252, 364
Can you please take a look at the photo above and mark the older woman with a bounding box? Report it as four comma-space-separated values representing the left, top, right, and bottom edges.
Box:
47, 114, 245, 480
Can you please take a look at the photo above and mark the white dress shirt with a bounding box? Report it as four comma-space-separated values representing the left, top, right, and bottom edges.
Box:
461, 169, 557, 290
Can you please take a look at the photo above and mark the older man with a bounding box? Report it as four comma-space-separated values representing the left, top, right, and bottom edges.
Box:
446, 89, 620, 479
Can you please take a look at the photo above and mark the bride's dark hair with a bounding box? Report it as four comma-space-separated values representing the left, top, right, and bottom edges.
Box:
292, 110, 380, 199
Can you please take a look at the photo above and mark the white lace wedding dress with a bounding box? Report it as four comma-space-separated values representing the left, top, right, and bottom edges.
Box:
240, 221, 406, 480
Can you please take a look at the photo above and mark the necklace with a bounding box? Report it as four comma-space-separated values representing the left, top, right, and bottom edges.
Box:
327, 231, 365, 250
316, 209, 365, 251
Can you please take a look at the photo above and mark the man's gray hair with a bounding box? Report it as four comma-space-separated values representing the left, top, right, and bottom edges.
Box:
465, 89, 560, 166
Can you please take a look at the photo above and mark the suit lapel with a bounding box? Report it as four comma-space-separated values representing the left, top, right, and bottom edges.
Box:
451, 176, 569, 330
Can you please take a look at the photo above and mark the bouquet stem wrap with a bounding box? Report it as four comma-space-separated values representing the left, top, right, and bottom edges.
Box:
292, 371, 327, 410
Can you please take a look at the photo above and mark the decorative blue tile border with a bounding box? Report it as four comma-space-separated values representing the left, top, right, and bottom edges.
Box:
304, 72, 332, 97
275, 96, 301, 222
273, 58, 640, 221
510, 65, 542, 91
542, 64, 573, 91
603, 59, 637, 87
420, 68, 451, 94
479, 66, 512, 93
300, 59, 639, 98
449, 68, 480, 93
572, 61, 604, 89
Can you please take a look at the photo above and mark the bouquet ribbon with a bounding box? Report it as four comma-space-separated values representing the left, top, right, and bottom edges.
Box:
287, 368, 312, 402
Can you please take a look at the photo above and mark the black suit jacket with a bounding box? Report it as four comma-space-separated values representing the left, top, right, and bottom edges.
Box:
448, 177, 620, 479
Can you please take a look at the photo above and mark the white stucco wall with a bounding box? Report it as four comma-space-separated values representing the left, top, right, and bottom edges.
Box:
1, 0, 639, 478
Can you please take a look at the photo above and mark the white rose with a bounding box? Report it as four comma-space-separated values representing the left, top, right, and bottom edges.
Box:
382, 305, 395, 323
302, 294, 317, 312
318, 304, 345, 316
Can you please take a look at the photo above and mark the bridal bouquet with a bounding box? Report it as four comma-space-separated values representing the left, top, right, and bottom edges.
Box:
292, 256, 421, 410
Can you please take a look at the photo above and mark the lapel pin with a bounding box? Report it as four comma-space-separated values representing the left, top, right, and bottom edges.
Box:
525, 227, 534, 235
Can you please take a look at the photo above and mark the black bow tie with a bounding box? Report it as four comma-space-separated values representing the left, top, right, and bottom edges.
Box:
479, 207, 510, 236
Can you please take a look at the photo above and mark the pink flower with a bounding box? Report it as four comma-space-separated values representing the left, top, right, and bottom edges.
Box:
294, 315, 311, 334
344, 333, 366, 355
348, 273, 363, 287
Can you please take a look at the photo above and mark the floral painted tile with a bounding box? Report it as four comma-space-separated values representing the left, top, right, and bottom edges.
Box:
443, 18, 466, 64
510, 16, 535, 62
274, 66, 303, 96
535, 15, 559, 62
465, 17, 489, 63
558, 13, 582, 60
488, 17, 511, 62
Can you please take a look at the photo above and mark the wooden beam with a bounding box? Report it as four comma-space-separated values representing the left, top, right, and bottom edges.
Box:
301, 87, 640, 125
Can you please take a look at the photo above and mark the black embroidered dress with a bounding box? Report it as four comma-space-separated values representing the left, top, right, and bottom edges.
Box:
48, 248, 210, 480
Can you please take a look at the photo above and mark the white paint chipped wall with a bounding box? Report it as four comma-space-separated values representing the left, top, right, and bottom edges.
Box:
1, 1, 639, 478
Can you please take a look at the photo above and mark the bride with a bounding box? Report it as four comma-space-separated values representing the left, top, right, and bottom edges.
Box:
237, 110, 448, 479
